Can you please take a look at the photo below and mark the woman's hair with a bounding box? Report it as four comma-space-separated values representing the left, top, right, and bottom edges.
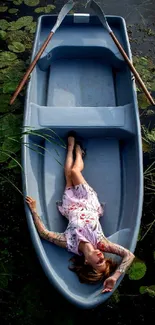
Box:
69, 255, 117, 284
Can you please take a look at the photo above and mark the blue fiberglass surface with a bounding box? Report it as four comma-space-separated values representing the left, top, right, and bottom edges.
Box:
22, 14, 143, 308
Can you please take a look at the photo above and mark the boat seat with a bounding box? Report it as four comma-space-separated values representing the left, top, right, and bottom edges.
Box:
29, 103, 135, 136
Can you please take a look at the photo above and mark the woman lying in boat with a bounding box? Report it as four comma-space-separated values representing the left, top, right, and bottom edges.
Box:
26, 132, 135, 293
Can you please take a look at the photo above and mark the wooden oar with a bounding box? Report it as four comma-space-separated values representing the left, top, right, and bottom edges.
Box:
10, 0, 75, 105
87, 0, 155, 106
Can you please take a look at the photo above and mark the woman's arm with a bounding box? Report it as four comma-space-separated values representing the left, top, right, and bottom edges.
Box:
26, 196, 67, 248
98, 238, 135, 275
98, 238, 135, 293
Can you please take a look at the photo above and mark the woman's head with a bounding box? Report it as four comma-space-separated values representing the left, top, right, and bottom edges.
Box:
69, 253, 117, 284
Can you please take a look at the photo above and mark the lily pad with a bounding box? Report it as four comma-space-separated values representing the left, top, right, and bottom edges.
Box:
0, 6, 8, 12
25, 21, 36, 34
138, 92, 150, 109
0, 19, 9, 31
128, 259, 147, 280
8, 8, 19, 14
6, 30, 33, 50
8, 16, 33, 30
3, 81, 19, 94
35, 4, 55, 13
140, 285, 155, 297
8, 42, 25, 53
24, 0, 39, 6
0, 30, 7, 40
13, 0, 23, 4
0, 51, 17, 68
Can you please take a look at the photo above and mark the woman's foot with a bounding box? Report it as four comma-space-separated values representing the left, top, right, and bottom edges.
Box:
67, 131, 76, 152
76, 142, 86, 158
68, 136, 75, 152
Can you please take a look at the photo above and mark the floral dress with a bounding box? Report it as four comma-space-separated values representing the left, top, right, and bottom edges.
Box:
57, 183, 105, 255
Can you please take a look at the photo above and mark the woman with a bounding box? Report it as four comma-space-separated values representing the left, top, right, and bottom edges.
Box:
26, 132, 134, 293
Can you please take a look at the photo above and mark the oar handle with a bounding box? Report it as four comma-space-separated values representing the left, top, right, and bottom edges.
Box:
110, 31, 155, 106
10, 31, 54, 105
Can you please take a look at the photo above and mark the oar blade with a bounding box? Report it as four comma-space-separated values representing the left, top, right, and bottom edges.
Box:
52, 0, 75, 33
86, 0, 112, 32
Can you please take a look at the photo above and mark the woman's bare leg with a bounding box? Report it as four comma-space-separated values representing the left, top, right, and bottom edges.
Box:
64, 136, 75, 188
71, 144, 86, 186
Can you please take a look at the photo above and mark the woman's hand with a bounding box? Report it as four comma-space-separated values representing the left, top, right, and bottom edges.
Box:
101, 276, 117, 294
26, 196, 36, 212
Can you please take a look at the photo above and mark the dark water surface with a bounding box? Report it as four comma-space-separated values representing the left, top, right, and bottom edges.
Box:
0, 1, 155, 324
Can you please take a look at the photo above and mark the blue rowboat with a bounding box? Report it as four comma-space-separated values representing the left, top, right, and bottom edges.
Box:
22, 13, 143, 308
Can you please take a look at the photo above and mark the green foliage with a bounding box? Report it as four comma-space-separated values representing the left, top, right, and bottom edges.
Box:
109, 289, 120, 303
0, 51, 17, 68
128, 259, 147, 280
8, 8, 19, 14
8, 16, 33, 31
140, 285, 155, 297
0, 19, 9, 31
133, 56, 155, 109
0, 94, 11, 113
13, 0, 23, 4
142, 125, 155, 153
8, 42, 26, 53
24, 21, 37, 34
0, 30, 7, 40
6, 30, 33, 50
35, 5, 56, 14
137, 93, 150, 109
0, 59, 25, 95
24, 0, 40, 6
0, 6, 8, 13
0, 114, 22, 163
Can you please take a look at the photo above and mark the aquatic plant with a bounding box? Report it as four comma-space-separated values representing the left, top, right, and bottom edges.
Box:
8, 42, 26, 53
8, 8, 19, 14
35, 5, 56, 14
0, 19, 9, 31
0, 6, 8, 13
128, 259, 147, 280
24, 0, 40, 6
139, 285, 155, 297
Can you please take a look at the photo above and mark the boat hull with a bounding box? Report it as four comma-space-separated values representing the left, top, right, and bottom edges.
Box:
22, 14, 143, 308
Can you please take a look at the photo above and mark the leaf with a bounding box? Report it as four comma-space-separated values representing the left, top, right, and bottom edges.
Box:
0, 19, 9, 31
0, 113, 22, 139
0, 30, 7, 40
13, 0, 23, 4
0, 114, 22, 163
8, 8, 19, 14
8, 16, 33, 30
24, 22, 36, 34
128, 259, 147, 280
8, 158, 20, 169
8, 42, 26, 53
0, 7, 8, 13
24, 0, 40, 6
142, 138, 151, 153
140, 285, 155, 297
0, 51, 17, 68
3, 81, 19, 94
35, 5, 55, 13
6, 30, 33, 50
138, 93, 150, 109
146, 129, 155, 142
0, 94, 11, 113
